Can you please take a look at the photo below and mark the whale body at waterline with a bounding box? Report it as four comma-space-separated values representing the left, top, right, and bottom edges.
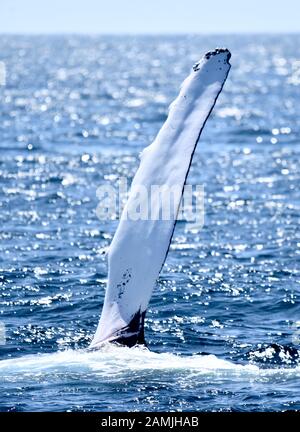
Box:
90, 48, 231, 349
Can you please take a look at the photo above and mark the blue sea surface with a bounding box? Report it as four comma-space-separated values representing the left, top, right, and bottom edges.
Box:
0, 34, 300, 412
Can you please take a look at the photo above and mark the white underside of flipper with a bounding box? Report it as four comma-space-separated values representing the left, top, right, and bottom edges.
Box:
90, 48, 231, 348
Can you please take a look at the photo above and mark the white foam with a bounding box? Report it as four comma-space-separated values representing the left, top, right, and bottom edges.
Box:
1, 345, 299, 383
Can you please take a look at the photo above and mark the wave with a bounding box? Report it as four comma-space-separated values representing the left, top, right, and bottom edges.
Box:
0, 345, 300, 382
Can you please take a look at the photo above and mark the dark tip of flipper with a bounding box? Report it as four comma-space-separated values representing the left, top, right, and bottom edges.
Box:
205, 47, 231, 60
111, 309, 147, 348
193, 48, 231, 71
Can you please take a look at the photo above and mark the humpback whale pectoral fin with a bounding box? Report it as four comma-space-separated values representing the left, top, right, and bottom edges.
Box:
111, 309, 147, 348
91, 48, 231, 350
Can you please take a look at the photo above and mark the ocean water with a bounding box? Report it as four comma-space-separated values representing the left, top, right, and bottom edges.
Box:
0, 34, 300, 412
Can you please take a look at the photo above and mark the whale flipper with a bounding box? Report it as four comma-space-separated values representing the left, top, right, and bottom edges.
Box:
90, 48, 231, 349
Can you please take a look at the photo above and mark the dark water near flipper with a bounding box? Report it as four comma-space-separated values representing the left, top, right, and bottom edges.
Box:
0, 34, 300, 411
